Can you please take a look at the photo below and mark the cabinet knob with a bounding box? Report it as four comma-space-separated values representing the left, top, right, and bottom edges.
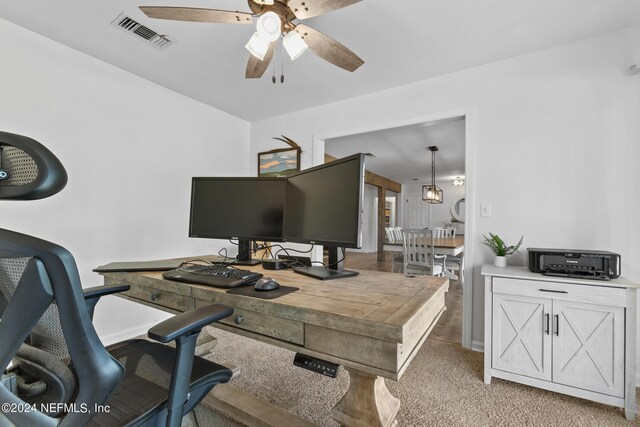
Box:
150, 293, 159, 302
234, 315, 244, 325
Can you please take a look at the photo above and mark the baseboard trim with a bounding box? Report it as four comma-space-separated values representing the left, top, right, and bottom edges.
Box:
471, 340, 484, 353
99, 322, 156, 347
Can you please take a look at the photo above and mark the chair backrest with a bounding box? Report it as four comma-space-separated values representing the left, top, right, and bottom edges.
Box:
433, 227, 456, 239
0, 132, 67, 200
0, 132, 123, 426
385, 227, 404, 244
384, 227, 394, 243
401, 228, 436, 273
391, 227, 403, 243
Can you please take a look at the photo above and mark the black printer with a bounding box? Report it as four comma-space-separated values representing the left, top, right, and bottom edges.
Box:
528, 248, 621, 280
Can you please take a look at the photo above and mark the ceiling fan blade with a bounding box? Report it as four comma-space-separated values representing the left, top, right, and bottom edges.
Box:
288, 0, 361, 19
139, 6, 253, 24
246, 44, 276, 79
294, 24, 363, 72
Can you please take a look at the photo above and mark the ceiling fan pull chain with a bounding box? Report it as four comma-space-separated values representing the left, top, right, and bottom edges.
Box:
280, 40, 285, 83
272, 45, 277, 84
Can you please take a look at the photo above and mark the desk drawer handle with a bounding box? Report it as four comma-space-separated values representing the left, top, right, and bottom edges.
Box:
539, 289, 568, 294
150, 293, 160, 302
234, 315, 244, 325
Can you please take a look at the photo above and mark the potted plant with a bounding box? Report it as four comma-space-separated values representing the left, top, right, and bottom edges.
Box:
482, 233, 524, 267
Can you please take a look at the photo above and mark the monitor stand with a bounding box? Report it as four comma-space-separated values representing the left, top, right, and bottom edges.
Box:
292, 247, 358, 281
233, 240, 260, 266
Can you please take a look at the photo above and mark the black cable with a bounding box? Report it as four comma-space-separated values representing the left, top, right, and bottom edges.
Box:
177, 259, 212, 269
266, 243, 315, 268
218, 246, 239, 267
325, 247, 346, 269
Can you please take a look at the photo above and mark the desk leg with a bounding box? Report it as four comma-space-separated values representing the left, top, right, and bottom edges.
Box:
332, 368, 400, 427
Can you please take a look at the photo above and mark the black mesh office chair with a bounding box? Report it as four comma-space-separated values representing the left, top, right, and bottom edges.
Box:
0, 131, 234, 426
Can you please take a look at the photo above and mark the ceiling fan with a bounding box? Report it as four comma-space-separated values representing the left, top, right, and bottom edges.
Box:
139, 0, 364, 79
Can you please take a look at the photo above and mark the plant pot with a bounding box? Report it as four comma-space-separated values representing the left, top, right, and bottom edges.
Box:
494, 256, 507, 268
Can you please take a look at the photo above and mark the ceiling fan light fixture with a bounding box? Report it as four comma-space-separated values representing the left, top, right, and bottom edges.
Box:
283, 31, 308, 60
245, 32, 270, 61
256, 11, 282, 42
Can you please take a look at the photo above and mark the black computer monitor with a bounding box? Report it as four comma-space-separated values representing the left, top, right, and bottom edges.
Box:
283, 153, 365, 280
189, 177, 286, 264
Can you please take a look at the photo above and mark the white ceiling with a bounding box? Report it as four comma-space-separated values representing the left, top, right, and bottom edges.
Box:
325, 117, 465, 185
1, 1, 639, 121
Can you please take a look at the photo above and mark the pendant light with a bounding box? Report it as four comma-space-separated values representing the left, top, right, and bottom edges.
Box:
422, 146, 443, 204
283, 31, 308, 60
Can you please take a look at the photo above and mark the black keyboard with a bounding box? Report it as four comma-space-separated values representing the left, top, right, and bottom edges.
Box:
162, 263, 263, 289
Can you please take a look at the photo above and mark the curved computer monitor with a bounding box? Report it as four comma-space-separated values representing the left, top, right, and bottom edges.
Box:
283, 153, 365, 279
189, 177, 286, 263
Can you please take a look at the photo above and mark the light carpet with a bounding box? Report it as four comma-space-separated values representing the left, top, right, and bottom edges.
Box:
208, 328, 637, 426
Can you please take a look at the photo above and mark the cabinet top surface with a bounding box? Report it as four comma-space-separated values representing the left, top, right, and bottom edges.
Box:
481, 265, 639, 289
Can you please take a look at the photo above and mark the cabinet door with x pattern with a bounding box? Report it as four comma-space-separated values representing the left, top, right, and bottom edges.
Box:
552, 300, 625, 397
492, 294, 552, 381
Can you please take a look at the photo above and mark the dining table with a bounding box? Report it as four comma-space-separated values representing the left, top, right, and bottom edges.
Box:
382, 235, 465, 257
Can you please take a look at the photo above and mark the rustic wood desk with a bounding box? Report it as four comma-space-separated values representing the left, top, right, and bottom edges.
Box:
100, 257, 449, 427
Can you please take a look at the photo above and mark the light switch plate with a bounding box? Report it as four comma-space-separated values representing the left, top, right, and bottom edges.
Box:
481, 203, 492, 217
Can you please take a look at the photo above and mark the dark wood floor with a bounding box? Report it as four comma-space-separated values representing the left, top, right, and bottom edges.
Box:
344, 251, 463, 344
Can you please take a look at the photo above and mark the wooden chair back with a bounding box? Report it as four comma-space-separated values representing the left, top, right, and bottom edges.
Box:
401, 228, 441, 276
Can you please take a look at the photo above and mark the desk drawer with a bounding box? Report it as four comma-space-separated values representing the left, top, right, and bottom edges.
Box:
196, 300, 304, 345
124, 284, 194, 312
493, 277, 626, 307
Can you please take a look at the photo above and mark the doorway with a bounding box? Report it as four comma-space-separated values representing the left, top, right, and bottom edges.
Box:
313, 108, 475, 349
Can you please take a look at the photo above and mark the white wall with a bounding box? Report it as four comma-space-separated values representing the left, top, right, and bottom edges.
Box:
250, 26, 640, 365
349, 184, 377, 253
0, 18, 251, 344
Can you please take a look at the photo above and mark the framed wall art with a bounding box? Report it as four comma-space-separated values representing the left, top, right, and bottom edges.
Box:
257, 147, 301, 177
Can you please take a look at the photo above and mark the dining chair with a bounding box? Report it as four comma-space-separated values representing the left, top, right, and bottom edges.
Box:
433, 227, 456, 239
446, 252, 465, 284
384, 227, 394, 243
401, 228, 444, 277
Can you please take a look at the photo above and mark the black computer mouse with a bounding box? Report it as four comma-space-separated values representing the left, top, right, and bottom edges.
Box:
254, 277, 280, 291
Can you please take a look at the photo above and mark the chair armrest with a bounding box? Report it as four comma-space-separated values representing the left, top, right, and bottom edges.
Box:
83, 284, 131, 300
83, 284, 131, 320
148, 304, 233, 344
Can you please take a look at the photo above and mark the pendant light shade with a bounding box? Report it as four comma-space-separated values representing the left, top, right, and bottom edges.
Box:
422, 146, 443, 204
256, 11, 282, 42
283, 31, 308, 60
245, 32, 270, 60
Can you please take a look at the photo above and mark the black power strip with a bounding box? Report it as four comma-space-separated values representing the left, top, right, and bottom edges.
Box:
278, 255, 312, 267
293, 353, 339, 378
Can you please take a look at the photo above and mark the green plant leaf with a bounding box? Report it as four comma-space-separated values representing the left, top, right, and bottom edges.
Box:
483, 233, 523, 256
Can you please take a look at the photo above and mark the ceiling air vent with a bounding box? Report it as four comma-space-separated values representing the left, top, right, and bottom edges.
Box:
111, 12, 176, 50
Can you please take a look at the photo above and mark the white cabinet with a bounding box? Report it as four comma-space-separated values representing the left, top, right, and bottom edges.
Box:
492, 294, 551, 381
482, 266, 637, 420
552, 300, 625, 398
